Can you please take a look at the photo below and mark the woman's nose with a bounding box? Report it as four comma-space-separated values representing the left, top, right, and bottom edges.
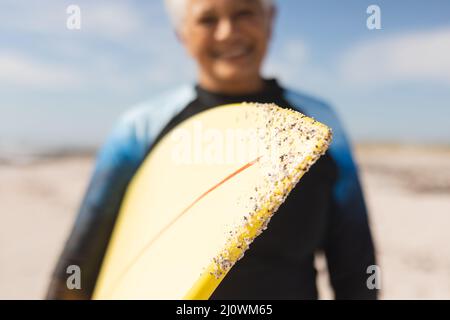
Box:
214, 19, 235, 42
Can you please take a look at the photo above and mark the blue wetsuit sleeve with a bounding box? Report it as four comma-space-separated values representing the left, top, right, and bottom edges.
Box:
323, 117, 378, 300
46, 116, 146, 299
283, 90, 378, 299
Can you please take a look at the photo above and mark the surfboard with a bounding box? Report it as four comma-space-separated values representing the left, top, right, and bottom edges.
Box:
93, 103, 332, 299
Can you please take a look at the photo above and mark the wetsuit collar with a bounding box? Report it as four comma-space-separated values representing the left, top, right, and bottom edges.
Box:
195, 78, 284, 107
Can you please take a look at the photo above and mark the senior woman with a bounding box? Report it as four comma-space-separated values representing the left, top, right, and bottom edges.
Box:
48, 0, 377, 300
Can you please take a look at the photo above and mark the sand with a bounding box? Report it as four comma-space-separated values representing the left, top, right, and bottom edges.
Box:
1, 145, 449, 299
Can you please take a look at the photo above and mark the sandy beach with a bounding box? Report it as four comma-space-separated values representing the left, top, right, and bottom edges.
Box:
1, 145, 449, 299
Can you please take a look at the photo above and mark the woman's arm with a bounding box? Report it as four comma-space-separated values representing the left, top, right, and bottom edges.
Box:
46, 116, 145, 299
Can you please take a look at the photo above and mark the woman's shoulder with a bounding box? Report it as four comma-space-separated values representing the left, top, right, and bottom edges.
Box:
281, 85, 356, 165
283, 86, 347, 135
113, 84, 196, 145
121, 85, 196, 127
282, 86, 336, 118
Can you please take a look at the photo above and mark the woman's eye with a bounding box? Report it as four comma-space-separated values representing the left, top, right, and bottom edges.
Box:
198, 16, 217, 25
235, 9, 254, 19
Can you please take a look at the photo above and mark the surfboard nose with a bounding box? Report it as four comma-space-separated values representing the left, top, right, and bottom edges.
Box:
93, 102, 332, 300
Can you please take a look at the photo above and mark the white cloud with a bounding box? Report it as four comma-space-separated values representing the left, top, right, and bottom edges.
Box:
0, 0, 63, 35
0, 0, 164, 42
82, 2, 150, 41
0, 1, 187, 93
0, 52, 83, 89
339, 27, 450, 87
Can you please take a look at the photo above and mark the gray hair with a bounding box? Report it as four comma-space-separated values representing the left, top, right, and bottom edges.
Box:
164, 0, 274, 28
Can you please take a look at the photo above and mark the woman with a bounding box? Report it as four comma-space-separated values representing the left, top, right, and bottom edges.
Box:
48, 0, 377, 299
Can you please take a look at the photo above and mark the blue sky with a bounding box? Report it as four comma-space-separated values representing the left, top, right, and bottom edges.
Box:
1, 0, 450, 155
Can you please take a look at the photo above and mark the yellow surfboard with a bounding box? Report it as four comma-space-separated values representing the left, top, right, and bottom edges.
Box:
93, 103, 332, 299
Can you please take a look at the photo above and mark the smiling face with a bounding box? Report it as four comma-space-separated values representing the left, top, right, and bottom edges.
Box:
178, 0, 274, 94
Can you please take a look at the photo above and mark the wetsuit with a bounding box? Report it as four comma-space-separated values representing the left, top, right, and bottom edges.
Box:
47, 79, 377, 300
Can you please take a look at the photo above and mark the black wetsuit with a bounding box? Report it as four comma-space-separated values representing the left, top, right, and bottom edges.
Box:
47, 79, 377, 299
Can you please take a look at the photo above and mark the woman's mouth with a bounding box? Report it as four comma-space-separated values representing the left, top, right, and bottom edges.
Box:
212, 45, 253, 62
